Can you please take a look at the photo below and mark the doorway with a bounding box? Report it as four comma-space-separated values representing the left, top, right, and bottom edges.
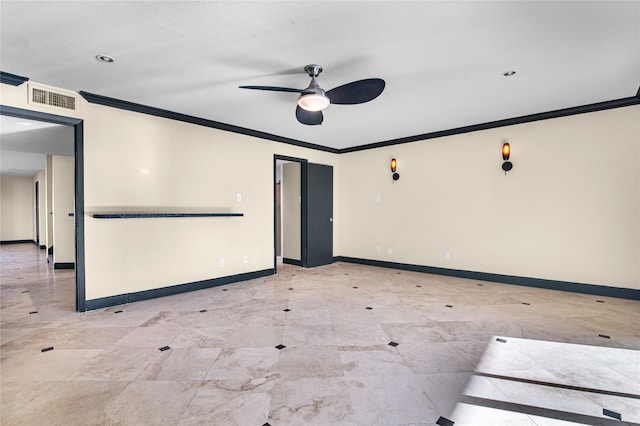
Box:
0, 105, 85, 311
275, 156, 304, 269
273, 155, 334, 271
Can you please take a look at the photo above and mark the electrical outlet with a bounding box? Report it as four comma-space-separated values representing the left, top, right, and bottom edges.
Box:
219, 258, 225, 267
243, 256, 249, 264
376, 246, 380, 253
375, 195, 381, 203
387, 248, 392, 255
237, 193, 242, 202
444, 251, 450, 260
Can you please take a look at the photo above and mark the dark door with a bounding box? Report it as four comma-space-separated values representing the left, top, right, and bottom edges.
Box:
305, 163, 333, 267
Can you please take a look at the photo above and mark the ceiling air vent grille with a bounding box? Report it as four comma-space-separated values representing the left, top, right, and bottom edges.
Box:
30, 86, 76, 110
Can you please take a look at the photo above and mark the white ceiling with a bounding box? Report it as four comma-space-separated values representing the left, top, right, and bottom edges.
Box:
0, 1, 638, 151
0, 116, 74, 177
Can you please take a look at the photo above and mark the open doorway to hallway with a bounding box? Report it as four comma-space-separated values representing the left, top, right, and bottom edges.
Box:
274, 157, 303, 271
0, 110, 84, 311
273, 155, 334, 272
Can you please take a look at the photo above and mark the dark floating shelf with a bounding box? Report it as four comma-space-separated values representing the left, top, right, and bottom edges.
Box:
93, 213, 244, 219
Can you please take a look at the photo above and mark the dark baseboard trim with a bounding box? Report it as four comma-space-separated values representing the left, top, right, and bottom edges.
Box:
54, 262, 75, 270
282, 258, 303, 266
335, 256, 640, 300
84, 268, 274, 311
39, 245, 46, 250
0, 240, 35, 245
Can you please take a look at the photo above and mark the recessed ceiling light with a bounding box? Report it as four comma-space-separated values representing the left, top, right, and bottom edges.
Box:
96, 54, 115, 63
503, 70, 516, 77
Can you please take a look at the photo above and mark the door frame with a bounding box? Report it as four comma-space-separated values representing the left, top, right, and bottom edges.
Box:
273, 154, 308, 271
0, 105, 85, 312
35, 180, 40, 246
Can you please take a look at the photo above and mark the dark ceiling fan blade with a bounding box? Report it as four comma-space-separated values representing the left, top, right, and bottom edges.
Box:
326, 78, 385, 105
239, 85, 304, 93
296, 106, 323, 125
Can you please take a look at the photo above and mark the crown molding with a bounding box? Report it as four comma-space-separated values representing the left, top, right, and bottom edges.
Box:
0, 71, 29, 86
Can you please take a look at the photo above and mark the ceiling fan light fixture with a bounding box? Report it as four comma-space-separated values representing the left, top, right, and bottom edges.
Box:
297, 93, 330, 111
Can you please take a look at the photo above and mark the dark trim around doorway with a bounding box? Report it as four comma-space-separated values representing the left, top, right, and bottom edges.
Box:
0, 105, 86, 311
273, 155, 308, 272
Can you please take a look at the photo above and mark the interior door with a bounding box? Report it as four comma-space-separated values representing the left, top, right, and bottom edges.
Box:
305, 163, 333, 267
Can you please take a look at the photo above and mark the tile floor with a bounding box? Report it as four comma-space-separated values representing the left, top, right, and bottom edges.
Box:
1, 243, 638, 425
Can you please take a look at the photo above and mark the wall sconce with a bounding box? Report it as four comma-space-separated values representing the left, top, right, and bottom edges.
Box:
501, 142, 513, 174
391, 158, 400, 182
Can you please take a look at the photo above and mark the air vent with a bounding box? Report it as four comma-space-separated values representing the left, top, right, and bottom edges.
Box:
31, 87, 76, 110
28, 83, 77, 111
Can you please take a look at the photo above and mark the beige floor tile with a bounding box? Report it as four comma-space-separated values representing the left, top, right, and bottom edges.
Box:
206, 347, 280, 381
282, 324, 337, 346
69, 346, 162, 381
179, 380, 272, 425
340, 344, 415, 376
98, 380, 200, 425
2, 381, 129, 426
136, 347, 221, 380
397, 342, 477, 374
269, 377, 356, 425
333, 323, 390, 346
169, 326, 234, 348
346, 374, 440, 425
1, 349, 103, 382
1, 243, 638, 425
277, 345, 345, 379
224, 325, 284, 347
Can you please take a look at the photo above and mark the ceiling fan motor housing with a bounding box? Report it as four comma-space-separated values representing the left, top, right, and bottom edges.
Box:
304, 64, 323, 78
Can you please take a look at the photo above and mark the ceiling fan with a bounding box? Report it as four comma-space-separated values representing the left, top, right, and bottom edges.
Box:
239, 64, 385, 125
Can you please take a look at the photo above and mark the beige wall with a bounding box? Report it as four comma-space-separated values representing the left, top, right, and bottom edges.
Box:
340, 106, 640, 289
1, 80, 637, 301
0, 175, 34, 241
3, 82, 290, 299
282, 162, 302, 260
81, 103, 340, 300
52, 155, 75, 264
